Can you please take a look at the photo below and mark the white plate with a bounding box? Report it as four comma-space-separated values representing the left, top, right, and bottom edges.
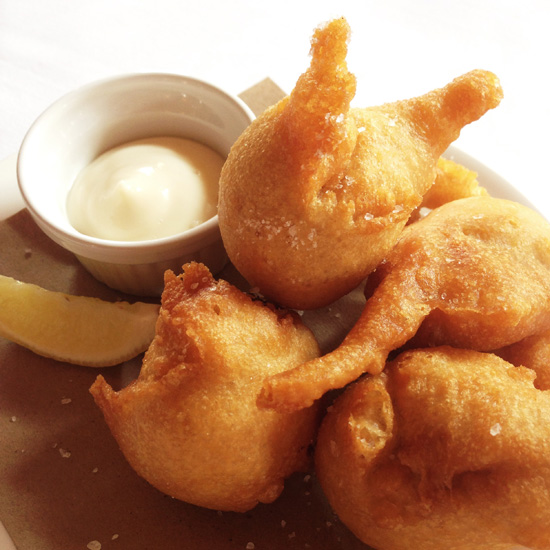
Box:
443, 146, 539, 213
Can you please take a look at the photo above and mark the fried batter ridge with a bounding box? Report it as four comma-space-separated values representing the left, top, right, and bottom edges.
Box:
496, 329, 550, 391
408, 156, 488, 223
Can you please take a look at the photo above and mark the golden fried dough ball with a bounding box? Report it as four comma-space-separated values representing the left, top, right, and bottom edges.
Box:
218, 17, 502, 309
259, 196, 550, 412
315, 347, 550, 550
90, 262, 321, 512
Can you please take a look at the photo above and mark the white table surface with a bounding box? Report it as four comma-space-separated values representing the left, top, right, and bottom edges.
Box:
1, 0, 549, 220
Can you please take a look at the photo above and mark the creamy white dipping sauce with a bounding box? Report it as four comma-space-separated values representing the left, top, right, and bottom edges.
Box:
67, 136, 224, 241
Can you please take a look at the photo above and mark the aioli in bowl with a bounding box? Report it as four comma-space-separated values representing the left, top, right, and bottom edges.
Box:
66, 136, 224, 242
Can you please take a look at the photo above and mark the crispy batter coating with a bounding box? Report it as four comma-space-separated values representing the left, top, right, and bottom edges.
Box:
315, 347, 550, 550
408, 157, 488, 223
90, 262, 321, 512
496, 329, 550, 390
259, 197, 550, 412
218, 17, 503, 309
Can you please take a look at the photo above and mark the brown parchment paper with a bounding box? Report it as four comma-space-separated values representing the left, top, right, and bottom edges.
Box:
0, 79, 369, 550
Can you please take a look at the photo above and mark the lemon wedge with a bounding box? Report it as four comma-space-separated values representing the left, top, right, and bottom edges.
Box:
0, 274, 159, 367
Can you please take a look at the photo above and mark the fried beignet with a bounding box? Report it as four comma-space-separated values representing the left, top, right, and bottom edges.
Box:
408, 156, 487, 223
496, 329, 550, 390
260, 196, 550, 411
90, 262, 321, 512
218, 17, 502, 310
315, 347, 550, 550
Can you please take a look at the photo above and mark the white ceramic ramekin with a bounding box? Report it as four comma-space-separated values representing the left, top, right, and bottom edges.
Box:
17, 73, 255, 296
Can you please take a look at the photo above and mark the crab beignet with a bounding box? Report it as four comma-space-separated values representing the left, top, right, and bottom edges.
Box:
218, 17, 502, 309
315, 347, 550, 550
90, 262, 321, 512
260, 196, 550, 412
